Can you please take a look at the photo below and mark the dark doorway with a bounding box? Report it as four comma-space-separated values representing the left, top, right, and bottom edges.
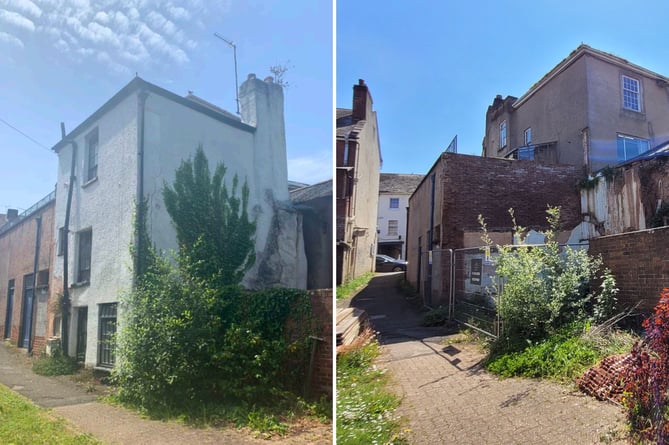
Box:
4, 280, 14, 339
19, 274, 34, 348
76, 307, 88, 363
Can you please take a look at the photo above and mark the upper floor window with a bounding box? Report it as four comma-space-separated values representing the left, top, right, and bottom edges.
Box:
524, 127, 532, 145
622, 75, 641, 112
617, 134, 649, 162
499, 120, 507, 149
389, 197, 399, 209
77, 229, 92, 283
85, 128, 99, 183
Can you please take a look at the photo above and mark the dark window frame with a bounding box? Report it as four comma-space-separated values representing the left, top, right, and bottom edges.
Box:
97, 303, 117, 368
85, 128, 99, 183
77, 229, 92, 284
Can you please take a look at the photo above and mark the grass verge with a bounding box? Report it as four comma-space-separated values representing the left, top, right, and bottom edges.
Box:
484, 323, 638, 382
336, 272, 374, 300
0, 384, 99, 444
337, 333, 408, 445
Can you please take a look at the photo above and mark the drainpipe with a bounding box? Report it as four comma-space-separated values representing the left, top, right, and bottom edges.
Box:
426, 174, 436, 306
134, 90, 149, 283
60, 122, 77, 356
28, 215, 42, 354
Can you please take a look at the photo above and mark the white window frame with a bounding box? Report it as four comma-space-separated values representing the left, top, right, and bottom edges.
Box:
499, 120, 507, 149
389, 197, 399, 209
387, 220, 398, 237
617, 134, 649, 162
524, 127, 532, 145
622, 75, 641, 112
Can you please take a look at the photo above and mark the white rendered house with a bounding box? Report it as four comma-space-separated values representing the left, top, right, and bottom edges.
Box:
52, 74, 307, 367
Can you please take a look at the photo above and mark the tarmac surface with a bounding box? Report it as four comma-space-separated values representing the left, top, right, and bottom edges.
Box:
0, 342, 331, 444
347, 273, 628, 445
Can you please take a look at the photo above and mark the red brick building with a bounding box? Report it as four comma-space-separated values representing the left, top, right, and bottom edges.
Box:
0, 190, 57, 353
407, 152, 582, 306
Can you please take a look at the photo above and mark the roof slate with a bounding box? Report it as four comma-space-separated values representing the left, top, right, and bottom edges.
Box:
379, 173, 425, 195
290, 179, 332, 203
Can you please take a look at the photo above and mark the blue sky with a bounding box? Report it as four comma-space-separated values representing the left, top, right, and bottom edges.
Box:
0, 0, 332, 213
337, 0, 669, 175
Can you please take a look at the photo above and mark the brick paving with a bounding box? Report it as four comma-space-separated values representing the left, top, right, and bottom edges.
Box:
348, 273, 628, 445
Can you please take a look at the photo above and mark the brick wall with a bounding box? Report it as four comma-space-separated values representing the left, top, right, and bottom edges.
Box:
439, 153, 582, 248
589, 226, 669, 315
0, 199, 55, 352
307, 289, 333, 399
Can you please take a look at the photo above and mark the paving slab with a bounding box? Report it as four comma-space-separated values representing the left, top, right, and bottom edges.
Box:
347, 273, 628, 445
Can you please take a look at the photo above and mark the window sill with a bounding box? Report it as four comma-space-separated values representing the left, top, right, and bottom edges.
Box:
94, 365, 113, 372
70, 280, 90, 289
82, 177, 98, 188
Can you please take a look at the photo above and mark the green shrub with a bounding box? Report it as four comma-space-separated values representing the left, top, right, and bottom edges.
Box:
32, 343, 79, 376
479, 207, 619, 343
422, 306, 449, 326
485, 322, 636, 382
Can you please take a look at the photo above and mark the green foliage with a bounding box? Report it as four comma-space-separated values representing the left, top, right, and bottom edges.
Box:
163, 145, 256, 286
592, 269, 619, 324
32, 343, 79, 376
336, 272, 374, 300
114, 146, 317, 419
114, 264, 315, 411
485, 322, 636, 382
422, 306, 449, 326
623, 289, 669, 444
480, 206, 618, 343
337, 340, 408, 445
0, 384, 100, 444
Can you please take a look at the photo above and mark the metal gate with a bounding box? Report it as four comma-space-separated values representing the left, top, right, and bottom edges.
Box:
419, 243, 588, 339
452, 246, 501, 338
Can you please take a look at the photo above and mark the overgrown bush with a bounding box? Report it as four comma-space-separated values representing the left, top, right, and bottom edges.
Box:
623, 289, 669, 444
114, 249, 315, 412
32, 343, 79, 376
113, 147, 316, 415
479, 207, 618, 344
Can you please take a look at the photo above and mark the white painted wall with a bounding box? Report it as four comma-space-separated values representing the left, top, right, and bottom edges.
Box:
54, 77, 306, 367
53, 93, 138, 366
377, 193, 410, 258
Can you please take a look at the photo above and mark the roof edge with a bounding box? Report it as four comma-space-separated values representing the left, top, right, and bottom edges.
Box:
53, 77, 255, 153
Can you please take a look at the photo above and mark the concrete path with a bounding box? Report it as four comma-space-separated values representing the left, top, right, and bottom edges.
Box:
348, 273, 627, 445
0, 342, 331, 444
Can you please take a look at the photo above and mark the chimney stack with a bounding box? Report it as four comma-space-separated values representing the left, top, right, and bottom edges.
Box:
7, 208, 18, 221
352, 79, 372, 122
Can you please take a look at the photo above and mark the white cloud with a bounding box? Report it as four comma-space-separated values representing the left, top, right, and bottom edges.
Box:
0, 9, 35, 31
166, 4, 189, 20
0, 30, 23, 47
6, 0, 42, 18
93, 10, 108, 24
138, 22, 188, 64
20, 0, 210, 74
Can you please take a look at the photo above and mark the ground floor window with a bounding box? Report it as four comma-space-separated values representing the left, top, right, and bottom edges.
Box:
617, 134, 649, 162
98, 303, 117, 367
